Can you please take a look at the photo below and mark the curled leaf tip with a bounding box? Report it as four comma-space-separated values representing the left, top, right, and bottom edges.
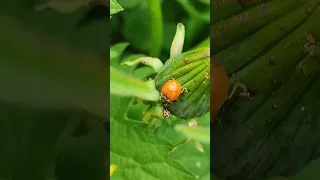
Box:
170, 23, 185, 57
188, 119, 198, 127
144, 79, 157, 90
122, 57, 163, 73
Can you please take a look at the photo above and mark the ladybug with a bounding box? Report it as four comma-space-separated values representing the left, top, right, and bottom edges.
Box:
160, 79, 188, 105
211, 59, 229, 120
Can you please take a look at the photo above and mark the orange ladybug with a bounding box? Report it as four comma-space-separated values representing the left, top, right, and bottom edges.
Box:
211, 59, 229, 120
160, 79, 188, 118
161, 79, 182, 103
160, 79, 188, 104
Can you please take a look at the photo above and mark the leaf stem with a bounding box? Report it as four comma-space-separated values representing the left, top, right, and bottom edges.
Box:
148, 0, 163, 57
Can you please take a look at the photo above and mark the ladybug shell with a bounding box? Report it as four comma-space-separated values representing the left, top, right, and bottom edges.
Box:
211, 59, 229, 120
161, 80, 182, 102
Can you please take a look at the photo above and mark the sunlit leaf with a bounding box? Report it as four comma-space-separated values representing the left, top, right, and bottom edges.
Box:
110, 0, 124, 16
110, 66, 159, 101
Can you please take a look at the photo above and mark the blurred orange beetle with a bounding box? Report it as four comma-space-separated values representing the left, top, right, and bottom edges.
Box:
211, 59, 229, 121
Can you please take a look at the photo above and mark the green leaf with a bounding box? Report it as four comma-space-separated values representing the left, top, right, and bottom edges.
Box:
293, 159, 320, 180
55, 127, 108, 180
110, 118, 196, 180
110, 43, 130, 65
199, 173, 210, 180
198, 0, 210, 5
0, 16, 108, 119
122, 57, 163, 73
155, 46, 210, 119
35, 0, 90, 13
175, 125, 210, 144
155, 113, 210, 179
176, 0, 209, 23
148, 0, 163, 57
110, 66, 160, 101
0, 103, 69, 179
110, 81, 200, 180
194, 37, 210, 49
211, 1, 320, 179
110, 0, 124, 16
117, 0, 143, 8
122, 5, 152, 52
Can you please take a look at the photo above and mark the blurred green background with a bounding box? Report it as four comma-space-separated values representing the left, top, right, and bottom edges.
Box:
0, 0, 109, 180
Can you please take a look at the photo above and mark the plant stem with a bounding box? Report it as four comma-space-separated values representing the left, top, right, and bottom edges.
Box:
148, 0, 163, 57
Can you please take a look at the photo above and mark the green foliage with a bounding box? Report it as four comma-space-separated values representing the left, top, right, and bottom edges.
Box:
110, 1, 210, 179
175, 124, 210, 144
211, 0, 320, 179
110, 113, 196, 180
109, 41, 211, 179
256, 158, 320, 180
110, 44, 159, 101
110, 44, 198, 180
155, 113, 211, 179
0, 0, 108, 179
111, 0, 210, 60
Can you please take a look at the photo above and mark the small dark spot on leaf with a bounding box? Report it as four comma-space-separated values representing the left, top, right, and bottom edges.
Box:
247, 130, 252, 139
272, 79, 277, 84
279, 24, 284, 31
260, 3, 267, 16
305, 30, 316, 44
226, 119, 232, 125
269, 56, 275, 66
183, 58, 188, 64
247, 88, 258, 97
272, 104, 278, 109
306, 8, 312, 14
205, 71, 210, 80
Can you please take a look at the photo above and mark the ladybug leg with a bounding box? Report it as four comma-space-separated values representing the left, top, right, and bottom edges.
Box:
304, 43, 312, 54
181, 88, 189, 95
160, 93, 168, 102
163, 100, 171, 107
228, 82, 251, 100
